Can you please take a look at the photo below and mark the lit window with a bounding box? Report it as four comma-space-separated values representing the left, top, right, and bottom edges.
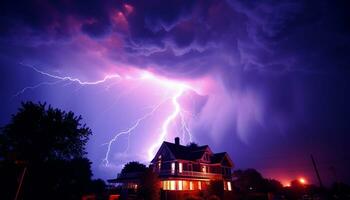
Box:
179, 163, 183, 173
178, 180, 183, 190
227, 181, 232, 191
198, 181, 202, 190
171, 162, 175, 174
183, 180, 188, 190
170, 180, 176, 190
202, 165, 207, 173
189, 181, 193, 190
166, 181, 170, 190
163, 181, 171, 190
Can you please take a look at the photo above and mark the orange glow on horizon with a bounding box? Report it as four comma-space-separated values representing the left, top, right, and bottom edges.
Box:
299, 177, 307, 184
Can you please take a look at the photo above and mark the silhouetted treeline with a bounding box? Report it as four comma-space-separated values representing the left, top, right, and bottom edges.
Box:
0, 101, 106, 200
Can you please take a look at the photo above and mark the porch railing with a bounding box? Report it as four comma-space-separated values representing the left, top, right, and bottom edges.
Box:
157, 170, 228, 180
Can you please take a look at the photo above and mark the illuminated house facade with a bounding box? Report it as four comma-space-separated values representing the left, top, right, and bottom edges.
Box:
150, 137, 233, 191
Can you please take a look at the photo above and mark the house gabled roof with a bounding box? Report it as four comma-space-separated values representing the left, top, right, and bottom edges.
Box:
163, 141, 208, 161
150, 142, 176, 163
211, 152, 226, 163
211, 152, 234, 167
151, 140, 233, 165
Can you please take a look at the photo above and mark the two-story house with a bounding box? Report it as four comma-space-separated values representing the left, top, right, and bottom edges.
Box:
150, 137, 233, 191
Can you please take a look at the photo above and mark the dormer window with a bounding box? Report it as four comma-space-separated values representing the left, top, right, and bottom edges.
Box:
202, 165, 207, 173
179, 162, 183, 173
203, 152, 210, 161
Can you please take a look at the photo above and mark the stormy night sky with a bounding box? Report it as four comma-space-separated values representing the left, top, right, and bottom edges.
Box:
0, 0, 349, 186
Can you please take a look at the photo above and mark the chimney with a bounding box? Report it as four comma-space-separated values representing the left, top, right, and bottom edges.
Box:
175, 137, 180, 145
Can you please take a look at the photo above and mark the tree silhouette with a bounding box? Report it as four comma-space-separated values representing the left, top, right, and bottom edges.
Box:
138, 168, 160, 200
266, 179, 283, 193
118, 162, 160, 200
207, 180, 224, 199
232, 169, 285, 200
233, 169, 269, 193
0, 101, 93, 200
1, 101, 91, 163
187, 142, 199, 149
121, 161, 147, 174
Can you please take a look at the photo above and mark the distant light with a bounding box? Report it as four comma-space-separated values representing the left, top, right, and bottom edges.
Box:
299, 177, 307, 184
227, 181, 232, 191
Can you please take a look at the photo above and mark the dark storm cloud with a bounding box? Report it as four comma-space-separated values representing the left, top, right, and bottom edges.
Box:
0, 0, 113, 39
1, 0, 349, 74
231, 0, 350, 72
1, 0, 348, 115
112, 0, 350, 80
117, 0, 248, 78
1, 0, 348, 125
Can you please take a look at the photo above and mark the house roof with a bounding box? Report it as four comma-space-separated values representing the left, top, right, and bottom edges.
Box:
160, 141, 232, 165
108, 172, 144, 183
210, 152, 227, 163
163, 141, 206, 160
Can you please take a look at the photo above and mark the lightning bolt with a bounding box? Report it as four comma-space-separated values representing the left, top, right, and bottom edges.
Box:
147, 88, 185, 160
25, 64, 121, 85
180, 110, 192, 143
102, 100, 166, 166
12, 80, 64, 98
16, 63, 195, 166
